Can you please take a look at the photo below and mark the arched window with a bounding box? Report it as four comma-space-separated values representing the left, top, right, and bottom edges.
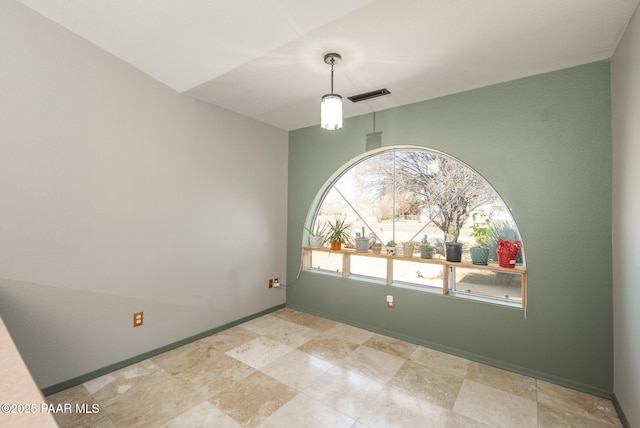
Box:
303, 147, 526, 308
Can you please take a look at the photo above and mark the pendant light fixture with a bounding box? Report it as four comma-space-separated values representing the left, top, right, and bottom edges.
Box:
321, 53, 342, 130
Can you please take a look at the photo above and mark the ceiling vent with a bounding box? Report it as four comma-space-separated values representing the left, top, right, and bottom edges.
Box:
347, 88, 391, 103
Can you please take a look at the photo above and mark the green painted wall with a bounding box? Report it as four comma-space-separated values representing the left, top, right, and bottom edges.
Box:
286, 61, 613, 395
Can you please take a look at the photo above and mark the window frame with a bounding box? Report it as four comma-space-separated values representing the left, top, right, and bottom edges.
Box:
302, 146, 526, 309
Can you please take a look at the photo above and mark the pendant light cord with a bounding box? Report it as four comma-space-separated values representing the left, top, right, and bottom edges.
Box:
330, 58, 335, 94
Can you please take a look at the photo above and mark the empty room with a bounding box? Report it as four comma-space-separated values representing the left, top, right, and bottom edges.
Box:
1, 1, 639, 427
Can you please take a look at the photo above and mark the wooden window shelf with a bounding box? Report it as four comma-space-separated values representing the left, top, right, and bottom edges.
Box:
301, 246, 527, 308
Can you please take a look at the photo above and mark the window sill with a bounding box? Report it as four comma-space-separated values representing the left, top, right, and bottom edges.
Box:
302, 246, 527, 308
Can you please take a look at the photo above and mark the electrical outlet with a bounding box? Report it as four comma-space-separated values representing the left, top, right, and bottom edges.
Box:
133, 311, 143, 327
268, 279, 273, 288
386, 295, 394, 308
273, 278, 279, 287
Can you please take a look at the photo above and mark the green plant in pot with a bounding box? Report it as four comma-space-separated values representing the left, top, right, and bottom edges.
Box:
372, 242, 383, 254
469, 211, 491, 265
419, 235, 434, 259
305, 222, 328, 248
327, 215, 353, 251
385, 240, 398, 255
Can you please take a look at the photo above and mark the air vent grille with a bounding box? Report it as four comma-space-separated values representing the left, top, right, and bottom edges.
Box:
347, 88, 391, 103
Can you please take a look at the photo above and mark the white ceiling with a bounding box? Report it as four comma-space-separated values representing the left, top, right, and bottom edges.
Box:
17, 0, 640, 131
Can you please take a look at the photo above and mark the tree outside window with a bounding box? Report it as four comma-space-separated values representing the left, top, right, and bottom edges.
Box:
312, 148, 521, 262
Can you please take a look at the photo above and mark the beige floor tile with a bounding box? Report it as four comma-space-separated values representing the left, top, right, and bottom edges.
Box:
82, 359, 161, 404
445, 412, 493, 428
161, 401, 242, 428
95, 367, 202, 427
297, 334, 360, 364
324, 323, 375, 344
85, 415, 118, 428
338, 345, 406, 383
46, 384, 112, 428
175, 352, 255, 399
537, 380, 622, 427
351, 422, 374, 428
358, 384, 450, 428
389, 360, 465, 409
52, 415, 115, 428
538, 402, 622, 428
199, 326, 260, 353
259, 393, 355, 428
270, 308, 338, 331
240, 314, 296, 335
211, 371, 298, 428
265, 323, 322, 348
243, 315, 322, 348
362, 334, 418, 359
260, 349, 333, 390
305, 365, 385, 419
465, 361, 537, 401
453, 379, 538, 428
151, 339, 219, 376
226, 336, 294, 369
410, 346, 470, 378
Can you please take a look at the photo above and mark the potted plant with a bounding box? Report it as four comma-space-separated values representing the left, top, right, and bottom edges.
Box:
402, 241, 415, 258
419, 235, 434, 259
305, 222, 328, 248
496, 238, 522, 268
327, 215, 353, 251
445, 241, 463, 262
487, 220, 522, 263
469, 212, 491, 265
372, 242, 383, 254
385, 240, 398, 255
355, 226, 371, 252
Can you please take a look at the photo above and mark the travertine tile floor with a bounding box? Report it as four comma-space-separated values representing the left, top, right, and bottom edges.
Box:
46, 308, 622, 427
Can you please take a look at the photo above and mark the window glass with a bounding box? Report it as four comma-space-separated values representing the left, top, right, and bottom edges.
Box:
393, 259, 444, 289
310, 251, 342, 274
452, 267, 522, 304
350, 256, 387, 281
306, 147, 524, 305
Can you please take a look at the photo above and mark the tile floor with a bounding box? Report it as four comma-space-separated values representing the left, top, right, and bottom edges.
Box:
46, 308, 622, 427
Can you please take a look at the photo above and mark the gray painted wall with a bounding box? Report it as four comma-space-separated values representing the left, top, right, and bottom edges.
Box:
287, 61, 613, 395
612, 6, 640, 427
0, 0, 288, 389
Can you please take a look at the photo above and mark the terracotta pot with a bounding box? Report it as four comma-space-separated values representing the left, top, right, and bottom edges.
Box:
330, 241, 342, 251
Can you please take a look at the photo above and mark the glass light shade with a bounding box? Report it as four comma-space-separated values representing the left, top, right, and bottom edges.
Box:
321, 94, 343, 130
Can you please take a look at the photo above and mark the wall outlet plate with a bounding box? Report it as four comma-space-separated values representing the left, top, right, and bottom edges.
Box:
133, 311, 143, 327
